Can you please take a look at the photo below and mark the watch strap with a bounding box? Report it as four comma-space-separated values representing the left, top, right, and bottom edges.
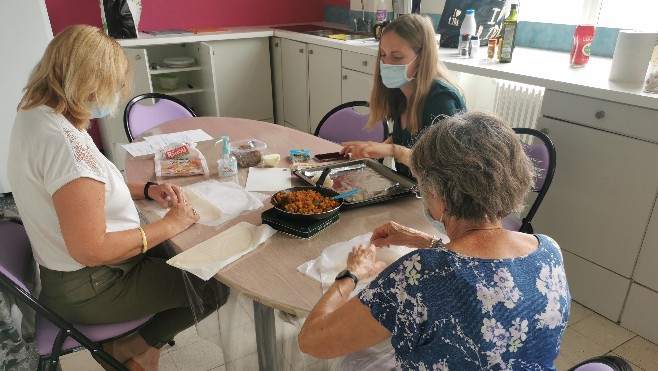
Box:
144, 182, 158, 200
335, 269, 359, 285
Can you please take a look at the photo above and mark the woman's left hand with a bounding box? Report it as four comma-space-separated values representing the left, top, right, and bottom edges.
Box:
346, 244, 387, 281
148, 183, 187, 209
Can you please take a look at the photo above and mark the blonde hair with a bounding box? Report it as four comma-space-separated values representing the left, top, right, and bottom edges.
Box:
19, 24, 132, 129
368, 14, 464, 134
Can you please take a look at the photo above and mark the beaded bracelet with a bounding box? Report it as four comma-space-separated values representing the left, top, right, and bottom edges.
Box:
429, 235, 438, 249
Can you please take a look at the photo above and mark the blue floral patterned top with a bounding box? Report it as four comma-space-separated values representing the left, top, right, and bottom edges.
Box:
358, 234, 570, 371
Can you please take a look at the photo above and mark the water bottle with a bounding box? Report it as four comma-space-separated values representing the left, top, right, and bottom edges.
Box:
460, 9, 477, 39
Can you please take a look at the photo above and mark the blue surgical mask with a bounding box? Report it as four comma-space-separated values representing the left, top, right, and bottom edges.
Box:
424, 204, 447, 236
88, 93, 119, 119
379, 54, 418, 89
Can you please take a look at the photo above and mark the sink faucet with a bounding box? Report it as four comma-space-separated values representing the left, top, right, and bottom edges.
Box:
353, 0, 372, 32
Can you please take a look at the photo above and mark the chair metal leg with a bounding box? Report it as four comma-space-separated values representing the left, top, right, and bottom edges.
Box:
253, 301, 277, 371
168, 340, 176, 346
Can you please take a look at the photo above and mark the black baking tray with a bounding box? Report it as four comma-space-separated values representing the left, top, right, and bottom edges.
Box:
262, 207, 339, 238
293, 159, 416, 209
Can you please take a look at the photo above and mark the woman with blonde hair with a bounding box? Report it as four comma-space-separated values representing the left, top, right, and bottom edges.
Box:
340, 14, 465, 178
8, 25, 220, 370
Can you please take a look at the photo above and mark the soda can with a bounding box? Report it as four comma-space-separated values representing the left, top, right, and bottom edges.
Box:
570, 25, 596, 67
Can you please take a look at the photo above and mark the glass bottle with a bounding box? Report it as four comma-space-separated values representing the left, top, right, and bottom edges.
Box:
499, 4, 518, 63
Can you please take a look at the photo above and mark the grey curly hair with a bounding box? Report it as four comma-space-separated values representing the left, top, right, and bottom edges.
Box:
410, 111, 536, 223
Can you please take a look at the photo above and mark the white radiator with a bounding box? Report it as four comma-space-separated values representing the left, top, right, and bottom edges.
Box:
493, 80, 545, 130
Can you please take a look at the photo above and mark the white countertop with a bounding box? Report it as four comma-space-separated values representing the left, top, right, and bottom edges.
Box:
118, 23, 658, 111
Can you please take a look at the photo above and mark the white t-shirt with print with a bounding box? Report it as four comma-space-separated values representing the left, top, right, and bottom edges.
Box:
8, 106, 140, 271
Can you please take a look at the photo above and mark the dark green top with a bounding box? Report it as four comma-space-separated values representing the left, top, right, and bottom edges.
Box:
390, 79, 466, 178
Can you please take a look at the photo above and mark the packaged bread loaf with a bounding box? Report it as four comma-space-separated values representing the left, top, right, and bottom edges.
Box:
155, 142, 209, 177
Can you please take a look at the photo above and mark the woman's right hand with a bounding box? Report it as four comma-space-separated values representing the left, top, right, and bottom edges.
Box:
163, 203, 200, 233
370, 221, 433, 248
340, 141, 393, 160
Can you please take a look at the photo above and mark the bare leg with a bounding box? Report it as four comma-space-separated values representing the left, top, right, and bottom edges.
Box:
99, 333, 161, 371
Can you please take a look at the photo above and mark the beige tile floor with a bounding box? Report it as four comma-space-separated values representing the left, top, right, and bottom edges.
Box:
60, 300, 658, 371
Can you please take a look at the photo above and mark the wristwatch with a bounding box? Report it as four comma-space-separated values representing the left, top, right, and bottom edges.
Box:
144, 181, 158, 200
335, 269, 358, 285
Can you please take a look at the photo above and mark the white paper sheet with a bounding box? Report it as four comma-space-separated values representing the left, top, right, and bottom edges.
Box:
167, 222, 277, 280
297, 233, 416, 295
245, 167, 292, 192
122, 129, 213, 157
144, 180, 263, 227
122, 141, 158, 157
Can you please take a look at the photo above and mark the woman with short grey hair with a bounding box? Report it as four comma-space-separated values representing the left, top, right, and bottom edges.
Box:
299, 111, 570, 370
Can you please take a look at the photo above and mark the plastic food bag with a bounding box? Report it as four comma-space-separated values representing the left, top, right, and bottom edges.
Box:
99, 0, 141, 39
155, 142, 209, 177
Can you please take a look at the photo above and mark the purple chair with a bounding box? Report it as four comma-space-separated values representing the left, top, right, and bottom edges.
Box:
123, 92, 197, 142
502, 127, 556, 233
567, 355, 634, 370
314, 101, 389, 144
0, 221, 152, 371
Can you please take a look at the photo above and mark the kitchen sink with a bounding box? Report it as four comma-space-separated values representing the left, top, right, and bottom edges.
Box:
272, 24, 373, 41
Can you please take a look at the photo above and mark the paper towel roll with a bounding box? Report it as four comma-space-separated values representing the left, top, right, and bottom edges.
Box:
609, 30, 658, 84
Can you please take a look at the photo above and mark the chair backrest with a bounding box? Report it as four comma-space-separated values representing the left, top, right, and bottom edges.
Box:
567, 355, 634, 371
0, 221, 133, 370
123, 92, 197, 142
513, 128, 557, 233
314, 101, 388, 144
0, 221, 32, 292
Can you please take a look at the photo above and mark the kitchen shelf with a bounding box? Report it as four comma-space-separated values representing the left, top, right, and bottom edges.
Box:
153, 87, 205, 96
150, 65, 201, 74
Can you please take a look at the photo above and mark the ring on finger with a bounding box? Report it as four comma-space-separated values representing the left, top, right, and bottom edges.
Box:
192, 208, 198, 215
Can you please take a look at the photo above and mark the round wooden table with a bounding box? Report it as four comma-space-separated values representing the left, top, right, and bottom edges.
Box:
125, 117, 433, 370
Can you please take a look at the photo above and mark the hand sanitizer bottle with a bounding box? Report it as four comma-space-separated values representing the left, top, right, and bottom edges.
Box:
215, 136, 238, 181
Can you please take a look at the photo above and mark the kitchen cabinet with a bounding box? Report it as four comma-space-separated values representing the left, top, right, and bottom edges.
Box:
280, 39, 341, 133
271, 37, 284, 125
533, 90, 658, 322
99, 38, 273, 170
341, 50, 376, 104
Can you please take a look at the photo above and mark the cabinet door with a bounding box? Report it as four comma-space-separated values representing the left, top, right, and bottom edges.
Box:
206, 38, 273, 121
341, 68, 374, 104
194, 43, 219, 117
308, 45, 341, 134
270, 37, 284, 125
281, 39, 309, 132
533, 117, 658, 278
98, 48, 152, 170
633, 199, 658, 291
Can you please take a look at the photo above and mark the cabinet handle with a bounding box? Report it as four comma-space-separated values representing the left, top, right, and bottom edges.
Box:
595, 110, 605, 119
309, 49, 314, 55
274, 42, 279, 47
299, 48, 304, 53
539, 128, 549, 135
342, 75, 348, 80
135, 55, 142, 60
362, 60, 368, 66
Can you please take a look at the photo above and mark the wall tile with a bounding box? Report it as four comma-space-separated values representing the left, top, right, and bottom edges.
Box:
547, 24, 576, 53
324, 5, 350, 25
591, 27, 620, 58
514, 21, 619, 58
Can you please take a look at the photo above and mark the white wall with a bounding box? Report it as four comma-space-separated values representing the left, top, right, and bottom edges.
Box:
0, 0, 53, 193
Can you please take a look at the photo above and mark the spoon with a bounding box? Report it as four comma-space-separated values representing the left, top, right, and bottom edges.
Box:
333, 189, 361, 200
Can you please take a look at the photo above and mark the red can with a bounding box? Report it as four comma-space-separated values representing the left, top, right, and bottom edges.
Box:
570, 25, 596, 67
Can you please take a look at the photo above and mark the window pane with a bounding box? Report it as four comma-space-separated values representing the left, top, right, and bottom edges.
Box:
598, 0, 658, 31
518, 0, 598, 25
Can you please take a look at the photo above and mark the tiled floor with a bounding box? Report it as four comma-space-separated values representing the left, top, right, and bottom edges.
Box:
59, 299, 658, 371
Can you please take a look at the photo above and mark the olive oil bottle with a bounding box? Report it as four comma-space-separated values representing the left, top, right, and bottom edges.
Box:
499, 4, 518, 63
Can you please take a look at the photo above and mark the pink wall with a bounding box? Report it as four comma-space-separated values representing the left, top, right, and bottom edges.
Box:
46, 0, 324, 34
45, 0, 325, 150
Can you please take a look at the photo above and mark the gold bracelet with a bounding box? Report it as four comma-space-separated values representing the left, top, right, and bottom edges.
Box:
137, 226, 148, 254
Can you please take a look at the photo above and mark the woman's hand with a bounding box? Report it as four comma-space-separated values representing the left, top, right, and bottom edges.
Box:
148, 183, 187, 209
370, 221, 433, 248
346, 244, 387, 280
163, 202, 200, 232
340, 141, 393, 160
